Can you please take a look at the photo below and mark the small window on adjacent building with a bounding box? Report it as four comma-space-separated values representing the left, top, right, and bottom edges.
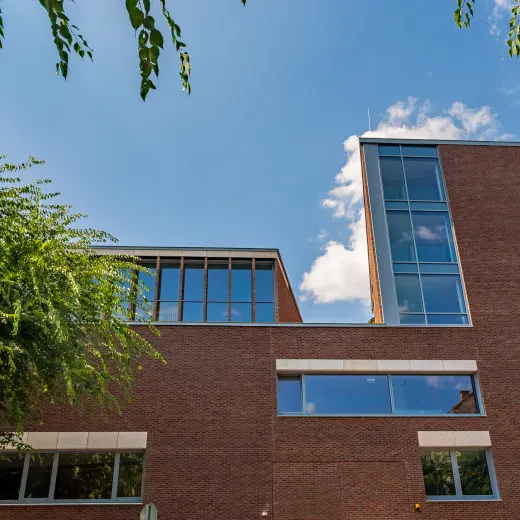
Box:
421, 450, 498, 500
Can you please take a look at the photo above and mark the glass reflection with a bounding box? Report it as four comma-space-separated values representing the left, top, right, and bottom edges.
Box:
421, 451, 456, 496
392, 375, 477, 415
386, 211, 416, 261
394, 274, 423, 313
207, 263, 228, 302
256, 302, 274, 322
117, 453, 144, 498
231, 262, 252, 302
182, 302, 203, 322
25, 453, 54, 499
304, 375, 391, 415
403, 158, 445, 201
207, 302, 229, 322
183, 263, 204, 301
159, 265, 180, 301
230, 302, 252, 322
421, 275, 466, 313
412, 212, 456, 262
157, 302, 179, 322
457, 451, 493, 496
380, 157, 406, 200
255, 263, 274, 302
278, 376, 302, 414
0, 452, 24, 500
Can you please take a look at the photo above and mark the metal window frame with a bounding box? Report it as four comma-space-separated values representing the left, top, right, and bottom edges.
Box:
0, 450, 144, 506
424, 449, 500, 501
277, 373, 484, 417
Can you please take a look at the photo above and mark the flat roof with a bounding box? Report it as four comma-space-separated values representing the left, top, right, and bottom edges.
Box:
359, 137, 520, 147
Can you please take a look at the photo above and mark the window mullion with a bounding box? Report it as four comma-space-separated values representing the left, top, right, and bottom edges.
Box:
18, 451, 30, 502
48, 452, 59, 501
450, 450, 463, 498
301, 374, 307, 415
388, 374, 396, 415
111, 452, 121, 501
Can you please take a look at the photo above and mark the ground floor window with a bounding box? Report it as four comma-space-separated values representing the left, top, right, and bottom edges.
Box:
421, 450, 499, 501
0, 451, 144, 504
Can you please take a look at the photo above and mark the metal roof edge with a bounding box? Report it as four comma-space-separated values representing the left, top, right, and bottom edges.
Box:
359, 137, 520, 147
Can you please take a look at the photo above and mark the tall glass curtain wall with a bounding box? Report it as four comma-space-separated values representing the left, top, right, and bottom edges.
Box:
378, 145, 468, 325
131, 259, 274, 323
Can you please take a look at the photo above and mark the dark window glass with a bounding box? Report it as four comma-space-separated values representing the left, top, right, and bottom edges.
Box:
421, 275, 466, 313
304, 375, 391, 415
380, 157, 406, 200
421, 451, 456, 496
255, 263, 274, 302
403, 158, 445, 201
183, 263, 204, 301
386, 211, 416, 261
278, 376, 302, 414
182, 302, 203, 322
385, 201, 408, 210
231, 262, 252, 301
207, 302, 229, 322
159, 265, 180, 301
401, 145, 438, 157
412, 212, 456, 262
256, 302, 274, 322
54, 453, 115, 500
395, 274, 423, 313
427, 314, 469, 325
410, 201, 448, 211
138, 265, 156, 302
230, 302, 252, 322
117, 453, 144, 498
399, 314, 425, 324
25, 453, 54, 499
207, 263, 229, 301
378, 144, 401, 156
392, 375, 478, 415
393, 263, 418, 273
0, 453, 24, 500
457, 451, 493, 496
157, 302, 179, 322
420, 264, 459, 274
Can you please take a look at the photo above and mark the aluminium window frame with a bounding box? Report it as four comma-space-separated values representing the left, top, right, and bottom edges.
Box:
0, 450, 145, 505
276, 373, 484, 417
422, 448, 500, 502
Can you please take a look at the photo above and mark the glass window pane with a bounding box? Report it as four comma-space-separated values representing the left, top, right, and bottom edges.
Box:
427, 314, 469, 325
138, 265, 156, 302
457, 451, 493, 496
421, 451, 456, 496
401, 145, 438, 157
159, 265, 180, 301
422, 275, 466, 313
278, 376, 302, 414
0, 453, 24, 500
378, 144, 401, 156
403, 158, 445, 201
207, 302, 229, 322
231, 262, 252, 302
182, 302, 203, 322
392, 375, 477, 415
395, 274, 423, 313
135, 302, 153, 322
393, 263, 418, 273
420, 264, 459, 274
54, 453, 114, 500
255, 263, 274, 302
158, 302, 179, 322
410, 201, 448, 211
385, 201, 409, 210
183, 263, 204, 301
304, 375, 391, 415
207, 263, 229, 301
412, 212, 456, 262
117, 453, 144, 498
25, 453, 54, 499
399, 314, 425, 324
380, 157, 406, 200
256, 302, 274, 322
386, 211, 416, 262
231, 302, 252, 322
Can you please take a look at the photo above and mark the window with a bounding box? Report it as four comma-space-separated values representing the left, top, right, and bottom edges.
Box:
422, 450, 498, 500
392, 375, 478, 415
231, 261, 252, 322
207, 262, 229, 322
0, 451, 144, 503
378, 145, 469, 326
158, 264, 180, 322
135, 264, 156, 321
255, 262, 274, 322
277, 374, 481, 416
182, 262, 204, 322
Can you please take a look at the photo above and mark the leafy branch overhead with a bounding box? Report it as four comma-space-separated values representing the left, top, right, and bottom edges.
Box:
0, 0, 246, 100
454, 0, 520, 58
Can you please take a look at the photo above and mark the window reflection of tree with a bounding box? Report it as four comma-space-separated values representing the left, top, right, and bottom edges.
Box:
118, 453, 144, 497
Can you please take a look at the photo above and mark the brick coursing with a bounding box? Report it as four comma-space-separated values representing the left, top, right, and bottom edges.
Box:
2, 145, 520, 519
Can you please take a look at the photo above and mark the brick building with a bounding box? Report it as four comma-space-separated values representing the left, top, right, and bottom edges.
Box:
1, 139, 520, 519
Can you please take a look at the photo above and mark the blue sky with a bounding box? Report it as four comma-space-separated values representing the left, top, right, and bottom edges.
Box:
1, 0, 519, 322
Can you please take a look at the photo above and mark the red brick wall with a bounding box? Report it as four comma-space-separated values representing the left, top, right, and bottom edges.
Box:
276, 261, 302, 323
2, 145, 520, 519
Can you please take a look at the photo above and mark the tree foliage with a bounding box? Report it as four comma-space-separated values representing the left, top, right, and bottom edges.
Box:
0, 156, 163, 449
0, 0, 246, 100
455, 0, 520, 58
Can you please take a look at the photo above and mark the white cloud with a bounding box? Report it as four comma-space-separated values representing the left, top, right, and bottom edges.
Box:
317, 230, 329, 241
300, 98, 510, 306
489, 0, 515, 35
499, 83, 520, 96
415, 225, 444, 241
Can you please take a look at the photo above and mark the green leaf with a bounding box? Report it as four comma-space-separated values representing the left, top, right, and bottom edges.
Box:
139, 47, 149, 61
59, 24, 72, 43
150, 45, 160, 61
60, 60, 68, 79
126, 0, 138, 10
174, 24, 181, 37
150, 29, 164, 48
143, 16, 155, 30
138, 29, 148, 46
86, 50, 93, 61
175, 40, 186, 51
241, 0, 246, 5
129, 8, 144, 30
143, 0, 151, 14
